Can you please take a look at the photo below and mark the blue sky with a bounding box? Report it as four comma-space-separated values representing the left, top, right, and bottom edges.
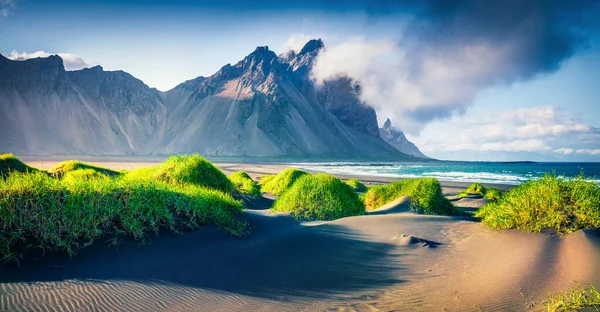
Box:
1, 0, 599, 161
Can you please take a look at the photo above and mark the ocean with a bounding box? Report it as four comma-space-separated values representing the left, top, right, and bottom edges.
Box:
295, 161, 600, 185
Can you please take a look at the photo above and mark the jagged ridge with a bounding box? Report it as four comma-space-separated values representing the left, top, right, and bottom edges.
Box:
0, 40, 418, 160
380, 118, 428, 158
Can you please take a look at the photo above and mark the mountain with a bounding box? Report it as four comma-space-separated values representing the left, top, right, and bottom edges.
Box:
0, 54, 165, 155
379, 118, 428, 158
0, 40, 418, 160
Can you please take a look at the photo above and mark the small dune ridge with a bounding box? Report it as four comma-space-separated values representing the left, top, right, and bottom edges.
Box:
0, 154, 247, 264
260, 168, 308, 195
476, 175, 600, 234
271, 173, 365, 220
362, 178, 465, 216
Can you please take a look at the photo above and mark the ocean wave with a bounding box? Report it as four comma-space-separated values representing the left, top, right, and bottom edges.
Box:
296, 163, 600, 185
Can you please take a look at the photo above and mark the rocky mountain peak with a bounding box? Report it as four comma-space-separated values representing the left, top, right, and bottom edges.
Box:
379, 118, 428, 158
299, 38, 324, 55
383, 118, 392, 132
288, 38, 324, 73
245, 46, 277, 63
238, 45, 279, 77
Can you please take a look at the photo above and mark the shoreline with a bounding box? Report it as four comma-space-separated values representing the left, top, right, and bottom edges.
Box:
21, 159, 516, 192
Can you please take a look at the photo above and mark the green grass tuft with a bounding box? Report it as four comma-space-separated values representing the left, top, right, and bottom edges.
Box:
475, 175, 600, 234
457, 183, 502, 202
228, 171, 261, 197
272, 173, 364, 220
124, 155, 234, 193
363, 178, 462, 215
0, 155, 248, 264
466, 182, 486, 195
51, 160, 120, 178
456, 190, 470, 198
61, 168, 111, 184
261, 168, 308, 195
0, 153, 38, 177
258, 174, 275, 186
457, 182, 487, 198
547, 284, 600, 312
345, 179, 368, 192
483, 188, 502, 201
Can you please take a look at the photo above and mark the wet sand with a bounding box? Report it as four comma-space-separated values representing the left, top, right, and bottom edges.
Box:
1, 160, 598, 311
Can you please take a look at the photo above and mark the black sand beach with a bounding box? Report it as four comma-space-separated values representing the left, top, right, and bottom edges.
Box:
1, 161, 599, 311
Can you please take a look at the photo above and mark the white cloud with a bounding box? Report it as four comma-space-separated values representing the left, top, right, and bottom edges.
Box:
283, 33, 312, 53
7, 50, 91, 70
576, 149, 600, 155
282, 33, 332, 54
487, 106, 594, 140
413, 106, 599, 156
424, 139, 551, 153
479, 140, 551, 152
311, 37, 527, 133
554, 148, 574, 155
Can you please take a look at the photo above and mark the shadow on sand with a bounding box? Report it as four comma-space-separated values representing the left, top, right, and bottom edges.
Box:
1, 209, 404, 301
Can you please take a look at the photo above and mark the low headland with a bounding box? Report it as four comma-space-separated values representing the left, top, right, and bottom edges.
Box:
1, 154, 599, 311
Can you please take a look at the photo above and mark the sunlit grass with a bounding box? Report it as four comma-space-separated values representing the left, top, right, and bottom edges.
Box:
0, 153, 38, 177
483, 188, 502, 201
345, 178, 367, 192
228, 171, 261, 197
547, 284, 600, 312
124, 154, 234, 194
50, 160, 120, 178
457, 182, 502, 201
475, 175, 600, 233
0, 154, 247, 264
257, 174, 275, 186
363, 178, 464, 215
260, 168, 308, 195
272, 173, 364, 220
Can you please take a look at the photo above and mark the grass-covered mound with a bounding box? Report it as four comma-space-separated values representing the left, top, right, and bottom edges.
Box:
51, 160, 120, 178
547, 284, 599, 312
363, 178, 461, 215
61, 168, 111, 185
483, 188, 502, 201
272, 173, 365, 220
258, 174, 275, 186
457, 182, 486, 198
475, 175, 600, 234
125, 155, 234, 193
0, 153, 38, 177
228, 171, 261, 197
457, 182, 502, 201
261, 168, 308, 195
0, 155, 248, 264
345, 178, 367, 192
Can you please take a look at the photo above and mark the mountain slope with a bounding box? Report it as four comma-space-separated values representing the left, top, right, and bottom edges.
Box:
0, 54, 165, 155
0, 41, 418, 160
158, 45, 404, 158
379, 118, 428, 158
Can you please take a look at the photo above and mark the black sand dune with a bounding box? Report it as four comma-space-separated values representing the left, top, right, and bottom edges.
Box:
1, 206, 404, 310
1, 167, 599, 311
